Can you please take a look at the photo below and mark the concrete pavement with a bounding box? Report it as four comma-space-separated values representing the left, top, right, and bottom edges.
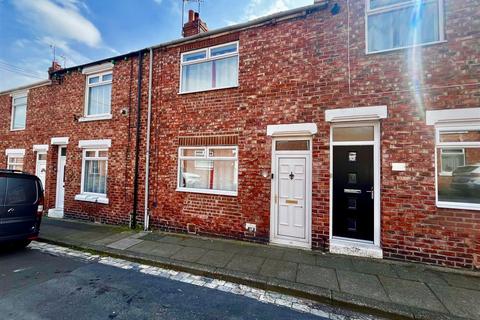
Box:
38, 218, 480, 320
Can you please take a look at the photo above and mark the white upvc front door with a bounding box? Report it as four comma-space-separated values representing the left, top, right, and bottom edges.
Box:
35, 152, 47, 189
270, 137, 312, 248
49, 146, 66, 218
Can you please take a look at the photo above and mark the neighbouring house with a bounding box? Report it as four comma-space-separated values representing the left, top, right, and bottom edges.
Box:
1, 0, 479, 269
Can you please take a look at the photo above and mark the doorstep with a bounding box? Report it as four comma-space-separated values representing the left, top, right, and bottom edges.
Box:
38, 218, 480, 320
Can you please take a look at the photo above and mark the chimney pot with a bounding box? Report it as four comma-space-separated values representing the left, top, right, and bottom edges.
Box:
188, 9, 194, 22
48, 60, 62, 79
182, 10, 208, 37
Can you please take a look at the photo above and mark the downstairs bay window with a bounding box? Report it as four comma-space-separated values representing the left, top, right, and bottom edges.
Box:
436, 128, 480, 209
177, 146, 238, 196
180, 42, 239, 94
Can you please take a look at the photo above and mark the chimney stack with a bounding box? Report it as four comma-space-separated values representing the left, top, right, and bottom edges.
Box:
182, 9, 208, 37
48, 60, 62, 79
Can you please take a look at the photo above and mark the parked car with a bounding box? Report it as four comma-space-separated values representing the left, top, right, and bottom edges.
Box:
0, 169, 44, 249
451, 164, 480, 195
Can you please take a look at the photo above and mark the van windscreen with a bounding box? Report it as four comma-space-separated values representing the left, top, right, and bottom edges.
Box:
0, 177, 6, 206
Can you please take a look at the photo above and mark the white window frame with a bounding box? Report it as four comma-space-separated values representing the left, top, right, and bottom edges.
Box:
435, 125, 480, 211
439, 147, 465, 176
75, 148, 109, 204
7, 154, 24, 171
177, 146, 239, 196
82, 70, 113, 121
10, 92, 28, 131
179, 41, 240, 94
365, 0, 445, 54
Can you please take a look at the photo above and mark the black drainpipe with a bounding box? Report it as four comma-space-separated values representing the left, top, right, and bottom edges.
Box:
131, 51, 143, 229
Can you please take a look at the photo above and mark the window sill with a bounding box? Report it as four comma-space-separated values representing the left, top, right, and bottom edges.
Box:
437, 201, 480, 211
439, 172, 453, 177
178, 85, 239, 95
10, 128, 25, 131
78, 114, 112, 122
366, 40, 447, 55
75, 194, 109, 204
176, 188, 237, 197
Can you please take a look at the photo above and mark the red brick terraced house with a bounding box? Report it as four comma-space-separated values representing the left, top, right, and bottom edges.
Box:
1, 0, 479, 269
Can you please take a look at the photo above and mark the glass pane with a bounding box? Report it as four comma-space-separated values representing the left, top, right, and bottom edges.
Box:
5, 177, 37, 205
38, 153, 47, 160
208, 148, 237, 158
14, 96, 27, 105
438, 147, 480, 204
214, 56, 238, 88
84, 159, 107, 194
370, 0, 410, 9
13, 105, 26, 129
181, 148, 205, 157
61, 148, 67, 156
181, 61, 213, 92
0, 177, 6, 205
211, 43, 237, 56
439, 130, 480, 143
368, 1, 439, 52
89, 76, 100, 84
98, 151, 108, 157
102, 74, 112, 82
183, 50, 207, 62
441, 149, 465, 173
333, 126, 374, 142
85, 150, 96, 157
88, 83, 111, 115
179, 159, 237, 192
276, 140, 310, 151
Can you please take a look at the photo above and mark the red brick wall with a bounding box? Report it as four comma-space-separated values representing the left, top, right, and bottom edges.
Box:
147, 0, 479, 268
1, 0, 478, 269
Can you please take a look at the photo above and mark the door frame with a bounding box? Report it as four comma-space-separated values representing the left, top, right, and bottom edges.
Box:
270, 136, 312, 249
329, 121, 382, 257
35, 151, 47, 188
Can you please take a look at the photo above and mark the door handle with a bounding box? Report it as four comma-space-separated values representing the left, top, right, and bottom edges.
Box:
7, 208, 15, 214
366, 187, 374, 199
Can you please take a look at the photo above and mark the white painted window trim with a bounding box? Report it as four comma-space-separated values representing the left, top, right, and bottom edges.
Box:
84, 70, 113, 119
5, 148, 25, 156
33, 144, 49, 152
10, 91, 28, 131
269, 135, 313, 249
325, 106, 387, 122
179, 41, 240, 94
329, 121, 382, 254
267, 123, 318, 137
77, 147, 109, 204
82, 62, 114, 75
434, 125, 480, 211
365, 0, 445, 54
78, 139, 112, 149
176, 145, 239, 196
51, 137, 69, 145
426, 108, 480, 126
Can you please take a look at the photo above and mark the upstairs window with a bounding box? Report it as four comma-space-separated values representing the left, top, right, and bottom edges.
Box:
180, 42, 239, 93
366, 0, 444, 53
11, 93, 27, 130
86, 72, 112, 116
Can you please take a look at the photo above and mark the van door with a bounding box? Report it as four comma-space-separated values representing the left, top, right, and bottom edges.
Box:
3, 176, 39, 236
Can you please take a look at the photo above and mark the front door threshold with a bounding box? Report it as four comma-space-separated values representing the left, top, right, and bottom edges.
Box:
48, 208, 64, 218
330, 238, 382, 259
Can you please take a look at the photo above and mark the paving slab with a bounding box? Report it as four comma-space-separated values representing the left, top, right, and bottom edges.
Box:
259, 259, 298, 282
352, 260, 399, 278
107, 237, 144, 250
392, 264, 449, 286
127, 240, 182, 258
157, 235, 187, 245
197, 250, 235, 268
251, 246, 286, 259
296, 264, 339, 291
282, 250, 317, 265
93, 231, 136, 246
316, 254, 355, 271
226, 255, 265, 274
438, 272, 480, 291
379, 276, 447, 313
337, 270, 390, 302
170, 246, 208, 263
429, 284, 480, 319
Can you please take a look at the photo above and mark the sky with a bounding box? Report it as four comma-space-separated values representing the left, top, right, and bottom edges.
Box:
0, 0, 312, 91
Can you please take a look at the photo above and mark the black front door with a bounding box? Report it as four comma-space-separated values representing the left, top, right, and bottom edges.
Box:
333, 146, 374, 241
